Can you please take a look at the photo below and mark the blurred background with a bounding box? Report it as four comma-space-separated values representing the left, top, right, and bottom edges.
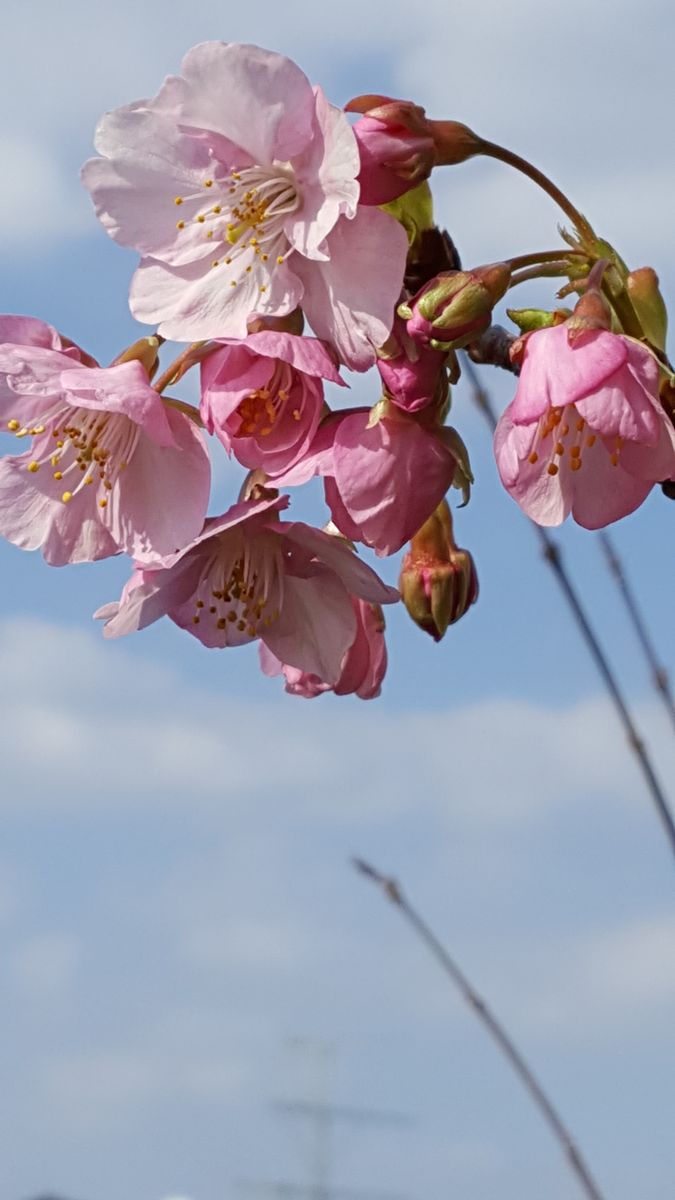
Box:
1, 1, 674, 1197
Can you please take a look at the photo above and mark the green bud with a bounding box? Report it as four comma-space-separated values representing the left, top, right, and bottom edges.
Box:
627, 268, 668, 351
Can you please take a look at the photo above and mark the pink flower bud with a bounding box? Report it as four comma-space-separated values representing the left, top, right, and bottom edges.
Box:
346, 95, 436, 205
399, 501, 478, 641
400, 264, 511, 350
376, 315, 447, 413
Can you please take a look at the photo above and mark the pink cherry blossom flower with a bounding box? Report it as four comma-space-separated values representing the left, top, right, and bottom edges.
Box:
271, 407, 458, 556
259, 597, 387, 699
494, 323, 675, 528
200, 329, 344, 474
81, 42, 408, 371
0, 317, 210, 565
95, 494, 398, 685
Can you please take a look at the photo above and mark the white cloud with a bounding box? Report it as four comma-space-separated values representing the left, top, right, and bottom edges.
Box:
509, 914, 675, 1041
2, 617, 673, 832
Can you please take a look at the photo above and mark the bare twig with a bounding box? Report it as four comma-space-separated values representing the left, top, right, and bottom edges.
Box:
598, 532, 675, 734
353, 858, 609, 1200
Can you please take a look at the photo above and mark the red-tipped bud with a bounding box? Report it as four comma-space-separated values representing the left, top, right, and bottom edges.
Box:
399, 500, 478, 641
345, 94, 436, 205
400, 264, 511, 350
627, 267, 668, 351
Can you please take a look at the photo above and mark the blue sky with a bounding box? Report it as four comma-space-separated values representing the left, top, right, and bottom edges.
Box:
0, 2, 674, 1198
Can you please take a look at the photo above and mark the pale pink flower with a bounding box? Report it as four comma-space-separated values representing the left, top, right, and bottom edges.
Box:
96, 495, 398, 685
494, 324, 675, 528
272, 407, 458, 556
259, 597, 387, 699
200, 330, 344, 474
0, 317, 210, 565
82, 42, 408, 371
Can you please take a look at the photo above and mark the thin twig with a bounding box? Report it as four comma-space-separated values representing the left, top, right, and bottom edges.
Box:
464, 356, 675, 860
598, 532, 675, 733
353, 858, 609, 1200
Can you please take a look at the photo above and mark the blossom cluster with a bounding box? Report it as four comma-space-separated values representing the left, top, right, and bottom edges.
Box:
2, 42, 674, 699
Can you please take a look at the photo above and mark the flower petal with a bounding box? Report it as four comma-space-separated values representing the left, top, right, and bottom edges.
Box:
294, 206, 407, 371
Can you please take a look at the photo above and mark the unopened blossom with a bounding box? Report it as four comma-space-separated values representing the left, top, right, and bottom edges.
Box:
400, 263, 511, 350
271, 404, 460, 556
346, 96, 436, 206
376, 314, 447, 413
200, 329, 344, 474
259, 597, 387, 699
399, 500, 478, 641
494, 323, 675, 528
0, 317, 210, 565
82, 41, 408, 371
96, 494, 398, 684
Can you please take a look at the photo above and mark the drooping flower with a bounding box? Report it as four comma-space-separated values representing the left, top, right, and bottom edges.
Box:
200, 329, 344, 474
494, 323, 675, 528
271, 404, 462, 557
95, 494, 398, 685
259, 597, 388, 699
0, 317, 210, 565
81, 42, 408, 371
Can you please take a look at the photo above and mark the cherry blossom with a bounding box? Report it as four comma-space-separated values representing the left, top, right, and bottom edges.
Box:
200, 329, 344, 474
82, 42, 407, 370
494, 324, 675, 528
96, 494, 398, 685
0, 318, 210, 565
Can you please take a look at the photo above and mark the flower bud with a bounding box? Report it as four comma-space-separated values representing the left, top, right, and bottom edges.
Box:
627, 267, 668, 351
377, 315, 447, 413
507, 307, 571, 334
399, 500, 478, 641
346, 95, 436, 205
399, 264, 511, 350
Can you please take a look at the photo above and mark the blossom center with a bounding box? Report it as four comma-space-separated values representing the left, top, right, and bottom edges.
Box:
235, 362, 300, 437
526, 404, 623, 476
173, 164, 301, 296
7, 406, 139, 507
190, 535, 282, 639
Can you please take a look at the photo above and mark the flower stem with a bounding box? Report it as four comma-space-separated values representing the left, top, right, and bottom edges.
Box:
506, 249, 585, 272
508, 263, 574, 289
153, 341, 211, 393
353, 858, 609, 1200
477, 138, 595, 242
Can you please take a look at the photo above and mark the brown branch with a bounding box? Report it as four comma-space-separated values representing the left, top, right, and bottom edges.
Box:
353, 858, 609, 1200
